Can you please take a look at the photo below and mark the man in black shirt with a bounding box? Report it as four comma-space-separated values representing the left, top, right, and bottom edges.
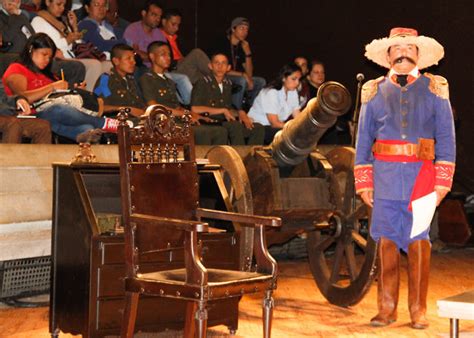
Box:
210, 17, 265, 110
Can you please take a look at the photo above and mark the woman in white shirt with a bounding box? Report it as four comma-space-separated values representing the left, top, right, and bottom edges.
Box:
31, 0, 111, 91
248, 63, 303, 144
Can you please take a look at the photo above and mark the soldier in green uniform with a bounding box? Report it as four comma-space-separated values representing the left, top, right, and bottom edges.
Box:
139, 41, 228, 145
191, 53, 264, 145
93, 44, 146, 117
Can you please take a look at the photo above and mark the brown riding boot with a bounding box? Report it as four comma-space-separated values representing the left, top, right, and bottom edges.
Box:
408, 239, 431, 329
370, 237, 400, 326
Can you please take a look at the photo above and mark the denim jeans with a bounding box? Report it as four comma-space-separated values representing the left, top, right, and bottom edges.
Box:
36, 104, 105, 141
227, 75, 266, 110
165, 72, 193, 105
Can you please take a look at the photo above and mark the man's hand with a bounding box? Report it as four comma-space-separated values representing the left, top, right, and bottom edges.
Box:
222, 108, 236, 121
241, 40, 251, 55
435, 187, 449, 206
360, 190, 374, 208
239, 110, 253, 129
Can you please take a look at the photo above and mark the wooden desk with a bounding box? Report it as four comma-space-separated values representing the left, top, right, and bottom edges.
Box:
437, 290, 474, 338
50, 163, 240, 337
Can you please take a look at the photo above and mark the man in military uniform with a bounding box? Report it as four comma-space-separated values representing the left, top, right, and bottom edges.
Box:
139, 41, 228, 145
191, 53, 264, 145
93, 44, 146, 117
355, 28, 455, 329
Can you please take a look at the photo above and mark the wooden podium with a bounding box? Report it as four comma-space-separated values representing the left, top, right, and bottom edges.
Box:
50, 163, 240, 337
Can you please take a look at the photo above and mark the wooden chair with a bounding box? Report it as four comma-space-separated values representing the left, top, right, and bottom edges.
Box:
117, 105, 281, 338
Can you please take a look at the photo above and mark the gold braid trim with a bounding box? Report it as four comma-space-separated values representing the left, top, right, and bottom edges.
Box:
361, 76, 384, 104
424, 73, 450, 100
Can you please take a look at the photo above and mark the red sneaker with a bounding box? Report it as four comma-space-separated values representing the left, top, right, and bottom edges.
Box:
102, 118, 119, 133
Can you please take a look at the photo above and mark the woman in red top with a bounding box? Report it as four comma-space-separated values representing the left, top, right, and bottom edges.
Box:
2, 33, 118, 143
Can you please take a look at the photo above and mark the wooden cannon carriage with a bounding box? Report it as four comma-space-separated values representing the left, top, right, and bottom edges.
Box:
205, 81, 377, 307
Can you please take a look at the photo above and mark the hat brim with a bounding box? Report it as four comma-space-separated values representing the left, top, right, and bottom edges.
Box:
365, 35, 444, 69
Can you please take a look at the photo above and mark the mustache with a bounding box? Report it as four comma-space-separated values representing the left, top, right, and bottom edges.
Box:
394, 56, 416, 65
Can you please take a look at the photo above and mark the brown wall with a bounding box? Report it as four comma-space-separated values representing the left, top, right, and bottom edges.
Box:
121, 0, 474, 192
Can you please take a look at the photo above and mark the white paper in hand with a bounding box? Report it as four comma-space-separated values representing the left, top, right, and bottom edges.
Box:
410, 191, 437, 238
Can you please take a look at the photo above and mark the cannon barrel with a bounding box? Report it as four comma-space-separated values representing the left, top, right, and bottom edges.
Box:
271, 81, 352, 167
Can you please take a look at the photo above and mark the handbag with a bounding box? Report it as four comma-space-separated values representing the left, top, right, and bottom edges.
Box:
72, 42, 107, 61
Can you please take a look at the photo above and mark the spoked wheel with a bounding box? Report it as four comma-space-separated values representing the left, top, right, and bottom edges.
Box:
206, 146, 254, 270
307, 146, 377, 307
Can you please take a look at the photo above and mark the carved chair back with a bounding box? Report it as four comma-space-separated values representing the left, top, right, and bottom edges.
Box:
117, 105, 197, 275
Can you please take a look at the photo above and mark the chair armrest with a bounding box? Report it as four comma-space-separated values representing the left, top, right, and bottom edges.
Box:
196, 208, 281, 227
130, 213, 208, 232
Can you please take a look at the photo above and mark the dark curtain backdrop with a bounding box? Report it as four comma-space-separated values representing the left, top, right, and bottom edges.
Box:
121, 0, 474, 192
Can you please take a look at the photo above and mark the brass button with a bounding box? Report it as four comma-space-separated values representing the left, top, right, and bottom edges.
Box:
401, 87, 408, 93
401, 110, 408, 116
401, 120, 408, 128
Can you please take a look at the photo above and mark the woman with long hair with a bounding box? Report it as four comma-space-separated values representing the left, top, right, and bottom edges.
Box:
248, 62, 303, 144
31, 0, 111, 91
2, 33, 119, 143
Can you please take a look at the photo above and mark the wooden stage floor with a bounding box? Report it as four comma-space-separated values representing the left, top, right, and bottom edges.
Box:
0, 247, 473, 337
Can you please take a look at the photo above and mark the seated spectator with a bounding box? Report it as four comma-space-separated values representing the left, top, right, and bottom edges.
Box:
93, 44, 146, 117
191, 53, 264, 145
31, 0, 112, 91
306, 59, 325, 100
2, 33, 119, 143
210, 17, 266, 110
0, 85, 51, 143
294, 56, 310, 107
20, 0, 41, 17
123, 0, 165, 67
78, 0, 127, 60
248, 63, 302, 145
139, 41, 228, 145
104, 0, 127, 39
0, 0, 85, 87
159, 8, 210, 100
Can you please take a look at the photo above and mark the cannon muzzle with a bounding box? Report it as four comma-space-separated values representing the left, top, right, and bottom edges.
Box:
271, 81, 351, 167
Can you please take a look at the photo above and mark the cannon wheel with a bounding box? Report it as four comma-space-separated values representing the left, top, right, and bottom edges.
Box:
206, 146, 254, 270
307, 146, 377, 307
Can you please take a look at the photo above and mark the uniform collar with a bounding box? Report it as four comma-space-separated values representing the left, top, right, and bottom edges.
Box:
389, 66, 420, 85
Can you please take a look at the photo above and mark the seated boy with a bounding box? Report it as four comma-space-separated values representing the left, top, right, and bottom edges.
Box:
93, 44, 146, 117
139, 41, 228, 145
191, 53, 264, 145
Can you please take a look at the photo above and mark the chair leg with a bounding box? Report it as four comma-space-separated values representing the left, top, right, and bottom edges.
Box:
262, 290, 274, 338
185, 301, 208, 338
121, 291, 139, 338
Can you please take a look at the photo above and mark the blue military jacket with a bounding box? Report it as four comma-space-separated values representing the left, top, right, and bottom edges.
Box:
355, 73, 455, 201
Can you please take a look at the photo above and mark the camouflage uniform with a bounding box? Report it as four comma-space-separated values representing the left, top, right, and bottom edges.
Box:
191, 75, 264, 145
139, 71, 228, 145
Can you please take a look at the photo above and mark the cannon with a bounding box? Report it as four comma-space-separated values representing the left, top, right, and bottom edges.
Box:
205, 82, 376, 307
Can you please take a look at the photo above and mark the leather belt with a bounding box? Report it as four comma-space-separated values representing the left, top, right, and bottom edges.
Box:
372, 139, 435, 160
373, 142, 418, 156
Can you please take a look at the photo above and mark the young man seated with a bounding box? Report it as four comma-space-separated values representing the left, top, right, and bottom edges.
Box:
191, 53, 264, 145
138, 41, 228, 145
93, 44, 146, 117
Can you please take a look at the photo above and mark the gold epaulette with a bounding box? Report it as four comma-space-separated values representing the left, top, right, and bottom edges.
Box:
361, 76, 384, 103
424, 73, 449, 100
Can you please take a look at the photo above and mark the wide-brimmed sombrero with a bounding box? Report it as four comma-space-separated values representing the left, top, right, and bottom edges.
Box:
365, 27, 444, 69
